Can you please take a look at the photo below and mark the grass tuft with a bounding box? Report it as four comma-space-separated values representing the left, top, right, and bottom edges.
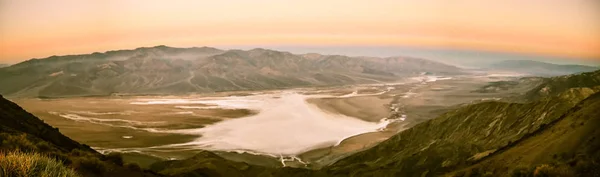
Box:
0, 151, 79, 177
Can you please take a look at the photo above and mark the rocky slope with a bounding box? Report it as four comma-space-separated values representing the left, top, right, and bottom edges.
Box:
450, 89, 600, 176
524, 70, 600, 101
0, 46, 462, 98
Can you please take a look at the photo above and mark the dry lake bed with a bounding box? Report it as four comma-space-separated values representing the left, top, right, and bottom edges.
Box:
11, 74, 536, 168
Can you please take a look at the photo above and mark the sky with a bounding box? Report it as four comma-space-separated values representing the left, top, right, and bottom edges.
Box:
1, 0, 599, 64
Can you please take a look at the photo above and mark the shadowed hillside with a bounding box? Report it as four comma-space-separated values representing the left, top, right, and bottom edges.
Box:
449, 88, 600, 176
0, 94, 161, 177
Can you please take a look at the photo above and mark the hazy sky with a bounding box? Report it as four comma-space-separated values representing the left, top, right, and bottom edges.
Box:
1, 0, 599, 63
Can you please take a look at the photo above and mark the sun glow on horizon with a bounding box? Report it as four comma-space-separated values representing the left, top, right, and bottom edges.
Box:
1, 0, 599, 62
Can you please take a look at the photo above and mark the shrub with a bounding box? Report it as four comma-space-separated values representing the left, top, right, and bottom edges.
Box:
0, 133, 36, 152
467, 167, 482, 177
454, 171, 466, 177
125, 163, 142, 171
483, 171, 494, 177
511, 167, 532, 177
0, 151, 79, 177
533, 164, 575, 177
36, 141, 52, 152
51, 152, 72, 165
71, 156, 108, 174
69, 149, 85, 156
104, 152, 124, 166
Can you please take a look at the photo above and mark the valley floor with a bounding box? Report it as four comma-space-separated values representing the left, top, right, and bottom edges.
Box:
9, 74, 538, 168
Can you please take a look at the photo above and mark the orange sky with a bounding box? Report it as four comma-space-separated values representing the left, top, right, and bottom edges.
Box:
1, 0, 599, 62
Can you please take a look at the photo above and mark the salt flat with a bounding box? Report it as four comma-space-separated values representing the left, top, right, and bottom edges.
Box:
11, 74, 537, 167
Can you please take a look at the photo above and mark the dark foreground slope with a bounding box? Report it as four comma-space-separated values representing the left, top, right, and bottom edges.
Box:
0, 94, 160, 177
450, 89, 600, 176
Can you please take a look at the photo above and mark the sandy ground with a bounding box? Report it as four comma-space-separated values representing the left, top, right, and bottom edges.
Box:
307, 96, 392, 122
12, 97, 256, 150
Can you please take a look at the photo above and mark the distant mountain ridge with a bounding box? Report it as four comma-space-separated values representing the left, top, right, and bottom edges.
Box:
489, 60, 598, 76
0, 45, 463, 98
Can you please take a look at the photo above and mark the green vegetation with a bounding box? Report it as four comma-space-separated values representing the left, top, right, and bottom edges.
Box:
0, 151, 79, 177
0, 132, 135, 176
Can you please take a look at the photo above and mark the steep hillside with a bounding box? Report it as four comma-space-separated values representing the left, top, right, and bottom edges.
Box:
323, 87, 598, 176
320, 70, 600, 176
0, 95, 160, 177
0, 95, 90, 152
450, 90, 600, 176
489, 60, 598, 76
0, 46, 462, 98
524, 70, 600, 101
472, 77, 545, 94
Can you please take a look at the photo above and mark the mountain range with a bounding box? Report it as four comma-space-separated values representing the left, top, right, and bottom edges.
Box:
0, 46, 462, 98
489, 60, 599, 76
